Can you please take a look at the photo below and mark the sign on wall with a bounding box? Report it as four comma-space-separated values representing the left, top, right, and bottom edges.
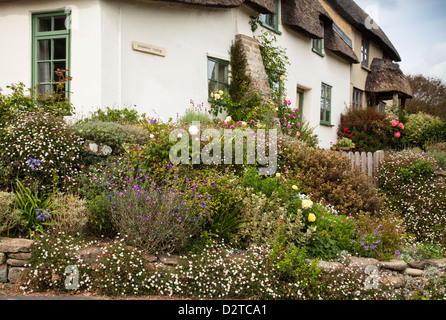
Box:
132, 41, 166, 57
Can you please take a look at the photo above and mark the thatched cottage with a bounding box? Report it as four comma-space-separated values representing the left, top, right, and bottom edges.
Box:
0, 0, 412, 148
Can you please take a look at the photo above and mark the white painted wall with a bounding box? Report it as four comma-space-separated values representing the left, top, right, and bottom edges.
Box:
0, 0, 350, 148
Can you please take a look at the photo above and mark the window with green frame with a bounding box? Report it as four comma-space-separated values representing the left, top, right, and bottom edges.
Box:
320, 83, 332, 125
259, 0, 280, 33
312, 22, 324, 57
207, 57, 229, 97
32, 11, 71, 97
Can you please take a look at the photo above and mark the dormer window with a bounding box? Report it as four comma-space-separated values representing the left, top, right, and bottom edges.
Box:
361, 37, 370, 67
259, 0, 280, 33
312, 22, 324, 57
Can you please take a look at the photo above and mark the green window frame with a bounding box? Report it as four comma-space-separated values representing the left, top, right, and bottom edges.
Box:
32, 10, 71, 97
320, 83, 332, 126
312, 22, 325, 57
207, 57, 229, 98
259, 0, 281, 34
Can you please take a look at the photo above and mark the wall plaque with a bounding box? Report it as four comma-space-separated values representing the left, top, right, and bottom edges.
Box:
132, 41, 166, 57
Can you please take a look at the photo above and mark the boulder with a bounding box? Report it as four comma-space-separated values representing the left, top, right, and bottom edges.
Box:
8, 267, 26, 284
405, 268, 423, 277
6, 258, 27, 267
0, 253, 5, 264
0, 238, 34, 253
347, 256, 380, 268
423, 258, 446, 268
0, 264, 7, 283
158, 253, 181, 265
380, 259, 408, 271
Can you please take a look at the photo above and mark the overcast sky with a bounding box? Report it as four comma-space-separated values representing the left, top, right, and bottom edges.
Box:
354, 0, 446, 83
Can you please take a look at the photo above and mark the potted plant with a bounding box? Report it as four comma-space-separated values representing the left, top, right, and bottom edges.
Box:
331, 137, 355, 151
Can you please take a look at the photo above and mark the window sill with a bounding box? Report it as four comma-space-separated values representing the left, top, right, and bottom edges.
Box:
312, 48, 325, 57
259, 21, 282, 35
361, 64, 371, 72
320, 122, 334, 127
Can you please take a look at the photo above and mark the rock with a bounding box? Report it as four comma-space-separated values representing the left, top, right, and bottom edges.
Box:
0, 264, 7, 283
408, 260, 427, 270
380, 275, 404, 288
315, 260, 344, 272
158, 253, 181, 265
8, 252, 32, 260
380, 259, 408, 271
8, 267, 25, 284
405, 268, 423, 277
0, 238, 34, 253
75, 246, 103, 265
0, 253, 5, 264
143, 254, 158, 263
423, 258, 446, 268
347, 256, 380, 268
6, 258, 27, 267
101, 145, 113, 156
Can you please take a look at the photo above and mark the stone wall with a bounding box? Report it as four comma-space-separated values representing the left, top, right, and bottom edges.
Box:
0, 238, 34, 284
235, 34, 271, 98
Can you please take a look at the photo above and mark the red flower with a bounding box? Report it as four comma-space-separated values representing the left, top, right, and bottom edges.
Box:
394, 132, 401, 138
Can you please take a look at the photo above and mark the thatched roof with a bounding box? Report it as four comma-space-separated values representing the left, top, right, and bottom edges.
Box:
324, 23, 359, 63
324, 0, 401, 62
152, 0, 275, 14
281, 0, 333, 39
365, 58, 413, 98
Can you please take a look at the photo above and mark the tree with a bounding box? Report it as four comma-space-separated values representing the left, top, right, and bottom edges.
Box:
406, 74, 446, 119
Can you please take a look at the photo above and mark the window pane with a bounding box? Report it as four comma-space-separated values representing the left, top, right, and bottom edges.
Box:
38, 17, 51, 32
326, 110, 330, 122
218, 83, 227, 92
208, 60, 217, 81
53, 61, 67, 79
37, 84, 51, 95
208, 80, 217, 95
54, 16, 67, 31
218, 64, 227, 84
38, 40, 51, 60
53, 38, 66, 60
38, 62, 51, 83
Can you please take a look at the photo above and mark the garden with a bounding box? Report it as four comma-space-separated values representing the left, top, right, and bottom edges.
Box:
1, 32, 446, 301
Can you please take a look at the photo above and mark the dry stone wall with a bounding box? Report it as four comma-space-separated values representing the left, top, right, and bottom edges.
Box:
0, 238, 34, 284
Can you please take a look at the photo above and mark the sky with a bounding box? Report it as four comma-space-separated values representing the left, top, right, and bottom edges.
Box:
354, 0, 446, 83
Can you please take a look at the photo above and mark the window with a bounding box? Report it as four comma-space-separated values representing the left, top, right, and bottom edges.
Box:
361, 37, 369, 67
320, 83, 332, 125
32, 11, 71, 97
207, 57, 229, 97
312, 22, 324, 57
259, 0, 280, 33
352, 88, 363, 110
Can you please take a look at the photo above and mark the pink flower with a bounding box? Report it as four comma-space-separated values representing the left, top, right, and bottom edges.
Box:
250, 120, 255, 124
230, 125, 236, 129
394, 132, 401, 138
287, 124, 291, 129
296, 123, 301, 127
398, 123, 405, 130
391, 120, 399, 127
297, 132, 301, 137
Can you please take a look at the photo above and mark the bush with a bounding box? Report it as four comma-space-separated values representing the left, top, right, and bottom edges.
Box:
87, 106, 146, 124
338, 107, 389, 152
0, 80, 73, 126
49, 193, 89, 235
0, 112, 83, 192
378, 151, 446, 247
403, 112, 444, 148
110, 173, 210, 254
281, 141, 384, 216
74, 120, 147, 154
0, 192, 22, 235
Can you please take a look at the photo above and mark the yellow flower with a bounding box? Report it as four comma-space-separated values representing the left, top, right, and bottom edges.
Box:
219, 90, 224, 96
276, 173, 281, 178
302, 199, 313, 209
292, 185, 298, 190
308, 213, 316, 222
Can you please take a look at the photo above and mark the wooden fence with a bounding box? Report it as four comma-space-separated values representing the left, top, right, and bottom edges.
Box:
333, 150, 385, 184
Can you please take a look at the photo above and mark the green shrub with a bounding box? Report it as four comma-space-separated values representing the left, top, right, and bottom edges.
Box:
403, 112, 444, 148
87, 106, 146, 124
0, 80, 73, 126
74, 120, 147, 154
281, 141, 384, 216
50, 192, 89, 235
0, 112, 83, 192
